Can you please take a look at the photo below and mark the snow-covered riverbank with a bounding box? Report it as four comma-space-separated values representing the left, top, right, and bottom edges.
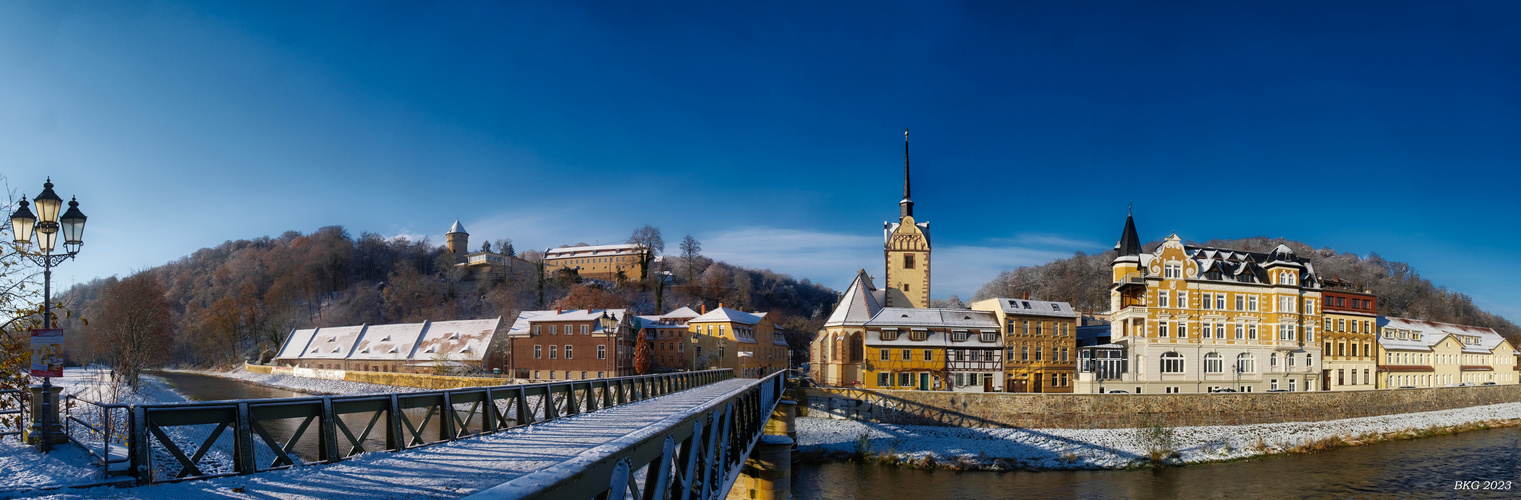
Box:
167, 367, 421, 396
797, 401, 1521, 470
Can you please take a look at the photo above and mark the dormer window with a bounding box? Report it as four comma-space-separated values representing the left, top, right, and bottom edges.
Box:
909, 330, 929, 341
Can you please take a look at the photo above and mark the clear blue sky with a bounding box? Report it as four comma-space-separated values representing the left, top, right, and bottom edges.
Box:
3, 2, 1519, 319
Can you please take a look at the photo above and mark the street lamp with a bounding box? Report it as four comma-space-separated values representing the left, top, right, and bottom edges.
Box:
10, 178, 87, 453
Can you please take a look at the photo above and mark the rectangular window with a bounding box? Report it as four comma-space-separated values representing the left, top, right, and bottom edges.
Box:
1159, 292, 1169, 309
1217, 295, 1226, 310
1178, 323, 1188, 338
951, 330, 968, 342
923, 350, 933, 361
1235, 323, 1244, 339
1035, 348, 1043, 361
1203, 323, 1212, 338
1021, 347, 1029, 361
904, 255, 915, 269
549, 325, 557, 335
582, 325, 590, 335
1202, 293, 1212, 310
878, 373, 891, 387
549, 346, 557, 359
880, 349, 889, 361
1061, 348, 1069, 362
534, 325, 542, 335
902, 349, 911, 361
564, 345, 573, 359
598, 345, 607, 359
1271, 379, 1279, 390
910, 330, 929, 341
1035, 322, 1043, 335
955, 373, 965, 387
1159, 322, 1169, 338
898, 372, 912, 387
1235, 295, 1244, 310
1248, 324, 1258, 340
981, 331, 998, 342
1177, 291, 1187, 308
534, 345, 542, 359
1249, 296, 1257, 311
1022, 321, 1029, 334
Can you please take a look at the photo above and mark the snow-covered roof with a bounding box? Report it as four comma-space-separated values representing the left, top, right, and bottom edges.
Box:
300, 325, 367, 359
824, 270, 883, 327
413, 318, 501, 362
350, 322, 427, 360
1377, 316, 1507, 354
277, 328, 319, 360
544, 243, 645, 258
970, 298, 1077, 318
692, 307, 766, 325
865, 308, 999, 330
507, 309, 630, 337
1180, 243, 1320, 287
662, 306, 700, 319
448, 220, 466, 234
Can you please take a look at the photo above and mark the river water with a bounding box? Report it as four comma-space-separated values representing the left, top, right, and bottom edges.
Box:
154, 372, 1518, 499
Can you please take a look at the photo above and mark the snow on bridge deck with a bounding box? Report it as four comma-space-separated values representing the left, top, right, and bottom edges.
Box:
33, 378, 757, 500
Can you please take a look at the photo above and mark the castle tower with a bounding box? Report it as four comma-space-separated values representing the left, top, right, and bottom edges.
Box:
446, 220, 469, 264
1112, 207, 1142, 282
884, 129, 930, 308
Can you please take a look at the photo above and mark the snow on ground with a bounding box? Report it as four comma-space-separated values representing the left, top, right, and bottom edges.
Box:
21, 378, 758, 500
171, 367, 423, 396
797, 401, 1521, 470
1, 367, 185, 496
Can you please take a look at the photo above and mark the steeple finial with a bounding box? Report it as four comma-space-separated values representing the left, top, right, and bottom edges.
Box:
900, 128, 913, 219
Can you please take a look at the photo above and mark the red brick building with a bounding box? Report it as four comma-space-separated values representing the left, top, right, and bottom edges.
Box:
505, 308, 636, 381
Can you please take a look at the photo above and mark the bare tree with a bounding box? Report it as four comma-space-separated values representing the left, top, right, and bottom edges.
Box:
680, 235, 702, 285
628, 225, 664, 281
94, 272, 172, 391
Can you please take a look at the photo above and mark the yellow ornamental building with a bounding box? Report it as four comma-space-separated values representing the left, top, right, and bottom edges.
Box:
970, 298, 1079, 393
861, 308, 1001, 392
1107, 212, 1324, 394
688, 305, 786, 378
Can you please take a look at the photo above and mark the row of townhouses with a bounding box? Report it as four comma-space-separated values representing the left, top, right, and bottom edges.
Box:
811, 137, 1520, 394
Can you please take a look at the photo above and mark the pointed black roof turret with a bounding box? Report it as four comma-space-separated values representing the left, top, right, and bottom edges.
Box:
1117, 208, 1141, 256
900, 129, 913, 219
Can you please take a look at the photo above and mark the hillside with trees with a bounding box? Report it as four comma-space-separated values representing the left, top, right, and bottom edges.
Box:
53, 225, 837, 369
973, 237, 1521, 344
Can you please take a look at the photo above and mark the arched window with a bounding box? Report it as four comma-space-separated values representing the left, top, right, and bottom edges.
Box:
849, 333, 864, 363
1161, 352, 1184, 374
1204, 352, 1223, 374
1236, 353, 1255, 374
1270, 353, 1279, 368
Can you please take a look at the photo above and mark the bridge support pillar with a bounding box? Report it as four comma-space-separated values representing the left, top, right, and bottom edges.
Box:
727, 434, 792, 500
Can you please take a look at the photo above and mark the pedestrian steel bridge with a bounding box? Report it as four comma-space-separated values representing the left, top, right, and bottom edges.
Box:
66, 369, 785, 499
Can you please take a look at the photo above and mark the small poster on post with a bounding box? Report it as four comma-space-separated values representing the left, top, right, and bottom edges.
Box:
30, 329, 64, 378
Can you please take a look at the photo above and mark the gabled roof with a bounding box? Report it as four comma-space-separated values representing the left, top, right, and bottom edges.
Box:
1377, 316, 1508, 353
277, 328, 319, 360
300, 325, 366, 359
349, 322, 427, 360
864, 308, 999, 329
544, 243, 645, 258
970, 298, 1077, 318
824, 270, 884, 327
412, 318, 501, 362
663, 306, 700, 319
507, 309, 629, 337
692, 307, 766, 325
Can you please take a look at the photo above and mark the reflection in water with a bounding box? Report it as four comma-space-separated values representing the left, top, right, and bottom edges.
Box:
795, 427, 1520, 500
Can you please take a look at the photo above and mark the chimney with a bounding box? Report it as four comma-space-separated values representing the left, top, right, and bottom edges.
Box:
718, 302, 724, 310
556, 307, 562, 314
587, 307, 593, 314
1022, 291, 1029, 300
701, 305, 707, 314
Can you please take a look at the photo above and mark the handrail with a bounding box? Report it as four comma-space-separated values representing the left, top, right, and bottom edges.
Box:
62, 395, 133, 475
127, 369, 734, 484
467, 371, 786, 500
0, 389, 24, 442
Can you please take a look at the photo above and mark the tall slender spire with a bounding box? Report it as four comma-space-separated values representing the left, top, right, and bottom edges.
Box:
900, 128, 913, 219
1117, 208, 1141, 256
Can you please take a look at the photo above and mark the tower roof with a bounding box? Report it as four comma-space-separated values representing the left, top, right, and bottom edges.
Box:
1116, 210, 1141, 256
900, 129, 914, 218
448, 220, 467, 235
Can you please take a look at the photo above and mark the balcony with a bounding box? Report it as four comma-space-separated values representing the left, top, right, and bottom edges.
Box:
1116, 272, 1147, 291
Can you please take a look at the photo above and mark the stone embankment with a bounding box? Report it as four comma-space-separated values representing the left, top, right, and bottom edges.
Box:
804, 385, 1521, 428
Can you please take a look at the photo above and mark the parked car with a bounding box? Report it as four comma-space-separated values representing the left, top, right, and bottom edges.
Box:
1265, 389, 1288, 393
1399, 386, 1417, 389
1458, 382, 1475, 387
1106, 390, 1129, 394
1210, 388, 1238, 393
1481, 382, 1497, 386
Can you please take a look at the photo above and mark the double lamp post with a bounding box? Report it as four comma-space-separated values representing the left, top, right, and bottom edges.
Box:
9, 178, 88, 452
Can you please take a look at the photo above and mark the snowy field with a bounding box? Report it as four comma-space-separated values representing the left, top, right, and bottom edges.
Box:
797, 401, 1521, 470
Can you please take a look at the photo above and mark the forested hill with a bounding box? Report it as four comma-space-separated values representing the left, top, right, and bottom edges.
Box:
54, 226, 837, 366
973, 236, 1520, 344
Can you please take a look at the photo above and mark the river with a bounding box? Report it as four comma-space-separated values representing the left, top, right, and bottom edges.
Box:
154, 372, 1518, 499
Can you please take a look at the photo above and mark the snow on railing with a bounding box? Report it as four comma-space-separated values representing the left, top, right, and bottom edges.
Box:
123, 369, 734, 485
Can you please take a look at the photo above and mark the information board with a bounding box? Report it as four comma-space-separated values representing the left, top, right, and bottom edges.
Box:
30, 328, 64, 378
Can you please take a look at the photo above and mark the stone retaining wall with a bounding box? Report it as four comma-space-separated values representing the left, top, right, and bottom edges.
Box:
244, 363, 513, 390
803, 385, 1521, 428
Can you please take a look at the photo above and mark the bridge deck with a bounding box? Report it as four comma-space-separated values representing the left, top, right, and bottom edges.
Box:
65, 378, 756, 500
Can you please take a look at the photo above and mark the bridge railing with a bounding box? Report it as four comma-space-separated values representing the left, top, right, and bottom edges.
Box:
0, 389, 24, 442
62, 395, 133, 476
467, 370, 786, 500
126, 369, 733, 484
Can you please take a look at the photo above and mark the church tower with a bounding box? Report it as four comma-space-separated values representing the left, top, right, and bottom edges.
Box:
884, 129, 931, 308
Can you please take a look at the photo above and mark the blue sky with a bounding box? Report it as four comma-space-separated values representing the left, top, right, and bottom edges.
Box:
3, 1, 1520, 319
